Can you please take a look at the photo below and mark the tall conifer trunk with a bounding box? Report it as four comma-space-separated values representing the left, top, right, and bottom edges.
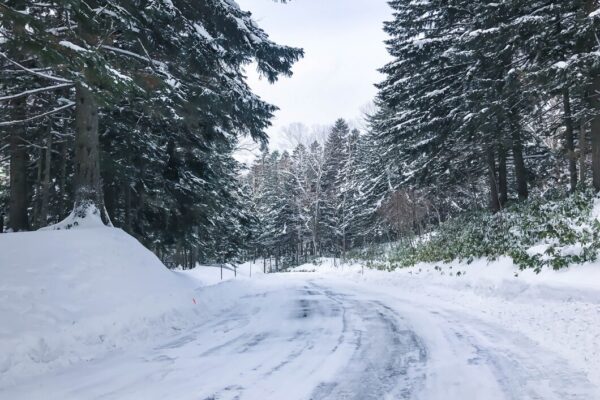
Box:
580, 117, 588, 185
498, 144, 508, 207
487, 147, 500, 213
73, 83, 109, 223
590, 75, 600, 191
563, 88, 577, 191
38, 128, 52, 227
509, 111, 528, 200
8, 97, 29, 231
59, 140, 68, 213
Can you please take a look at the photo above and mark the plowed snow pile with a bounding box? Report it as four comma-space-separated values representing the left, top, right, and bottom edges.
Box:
0, 227, 200, 387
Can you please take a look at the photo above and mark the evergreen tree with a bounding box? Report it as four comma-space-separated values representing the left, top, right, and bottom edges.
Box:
0, 0, 303, 265
321, 119, 350, 255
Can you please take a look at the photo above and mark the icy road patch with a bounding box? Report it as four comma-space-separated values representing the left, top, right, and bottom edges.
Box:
2, 273, 597, 400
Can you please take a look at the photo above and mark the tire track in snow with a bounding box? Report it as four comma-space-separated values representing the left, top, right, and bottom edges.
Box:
6, 277, 596, 400
309, 283, 428, 400
437, 310, 597, 400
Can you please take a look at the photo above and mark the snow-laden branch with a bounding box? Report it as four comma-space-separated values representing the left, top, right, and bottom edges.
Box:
0, 52, 73, 84
0, 83, 73, 102
0, 67, 55, 75
100, 45, 165, 68
280, 169, 308, 196
0, 101, 75, 127
137, 38, 157, 72
46, 25, 78, 34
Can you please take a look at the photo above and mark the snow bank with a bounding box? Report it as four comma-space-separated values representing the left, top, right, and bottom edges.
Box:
39, 204, 110, 231
0, 227, 201, 387
179, 260, 265, 286
291, 257, 600, 387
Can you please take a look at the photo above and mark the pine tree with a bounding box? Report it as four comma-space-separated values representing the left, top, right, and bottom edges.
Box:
0, 0, 303, 264
321, 119, 350, 255
337, 128, 360, 257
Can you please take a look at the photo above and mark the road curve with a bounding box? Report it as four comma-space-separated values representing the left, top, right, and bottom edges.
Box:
2, 276, 597, 400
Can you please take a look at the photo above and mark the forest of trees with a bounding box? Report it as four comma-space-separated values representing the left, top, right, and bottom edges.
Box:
246, 0, 600, 268
0, 0, 302, 267
244, 118, 433, 269
373, 0, 600, 212
2, 1, 600, 269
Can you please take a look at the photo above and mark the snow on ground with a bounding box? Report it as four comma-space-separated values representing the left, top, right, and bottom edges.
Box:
2, 228, 600, 399
291, 257, 600, 389
179, 259, 265, 286
0, 227, 256, 389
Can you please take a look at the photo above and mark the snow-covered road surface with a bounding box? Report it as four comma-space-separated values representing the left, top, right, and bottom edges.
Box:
2, 274, 597, 400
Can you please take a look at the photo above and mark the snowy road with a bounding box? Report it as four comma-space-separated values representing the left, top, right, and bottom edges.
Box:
2, 275, 597, 400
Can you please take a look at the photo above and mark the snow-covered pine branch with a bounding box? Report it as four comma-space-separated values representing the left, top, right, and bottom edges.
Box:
0, 83, 73, 102
0, 101, 75, 127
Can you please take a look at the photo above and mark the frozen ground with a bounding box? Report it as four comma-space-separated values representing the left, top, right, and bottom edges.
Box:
1, 229, 600, 399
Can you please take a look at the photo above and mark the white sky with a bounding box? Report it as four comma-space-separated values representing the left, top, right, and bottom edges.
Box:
235, 0, 392, 157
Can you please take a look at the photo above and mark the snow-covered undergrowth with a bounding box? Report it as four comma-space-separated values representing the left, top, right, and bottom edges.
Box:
358, 190, 600, 272
0, 228, 254, 388
290, 257, 600, 387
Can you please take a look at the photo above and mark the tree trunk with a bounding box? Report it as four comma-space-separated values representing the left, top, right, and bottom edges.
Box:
563, 88, 578, 191
73, 83, 109, 223
124, 183, 131, 231
585, 0, 598, 189
342, 227, 346, 262
590, 75, 600, 191
487, 147, 500, 213
59, 87, 70, 216
304, 243, 308, 263
498, 144, 508, 207
136, 180, 145, 234
104, 181, 116, 223
8, 98, 29, 232
39, 128, 53, 228
32, 145, 43, 228
509, 115, 528, 200
580, 116, 588, 185
59, 139, 68, 214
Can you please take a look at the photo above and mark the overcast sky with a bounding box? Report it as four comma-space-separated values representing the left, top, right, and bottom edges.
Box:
235, 0, 392, 155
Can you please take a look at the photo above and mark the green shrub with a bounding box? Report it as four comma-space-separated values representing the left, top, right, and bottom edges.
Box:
385, 189, 600, 272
